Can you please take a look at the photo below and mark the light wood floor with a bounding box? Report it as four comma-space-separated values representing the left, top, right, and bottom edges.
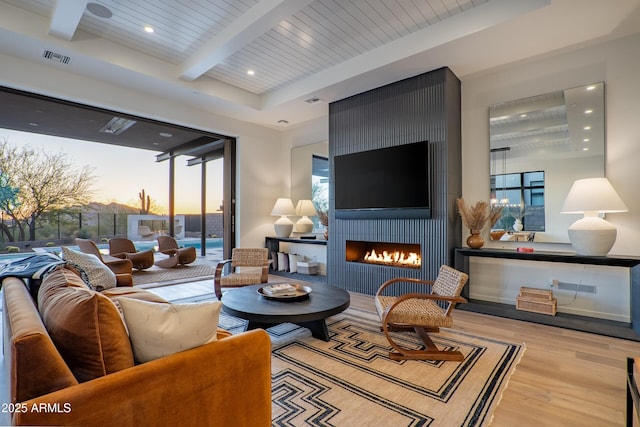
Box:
2, 278, 638, 426
349, 291, 639, 426
150, 279, 640, 426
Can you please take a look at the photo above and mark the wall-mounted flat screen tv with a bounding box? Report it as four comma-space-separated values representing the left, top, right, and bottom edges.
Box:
334, 140, 431, 219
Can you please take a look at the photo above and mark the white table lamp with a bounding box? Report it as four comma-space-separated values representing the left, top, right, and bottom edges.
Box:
561, 177, 628, 256
295, 200, 317, 233
271, 198, 296, 237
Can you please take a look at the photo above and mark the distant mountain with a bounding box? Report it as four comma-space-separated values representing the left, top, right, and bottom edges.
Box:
82, 201, 152, 215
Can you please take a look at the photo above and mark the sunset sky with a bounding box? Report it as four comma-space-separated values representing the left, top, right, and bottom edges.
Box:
0, 129, 223, 214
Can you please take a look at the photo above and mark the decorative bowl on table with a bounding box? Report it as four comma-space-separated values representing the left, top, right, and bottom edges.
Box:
258, 283, 311, 301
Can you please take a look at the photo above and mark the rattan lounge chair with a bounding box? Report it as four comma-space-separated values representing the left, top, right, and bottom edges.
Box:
375, 265, 469, 361
214, 248, 269, 300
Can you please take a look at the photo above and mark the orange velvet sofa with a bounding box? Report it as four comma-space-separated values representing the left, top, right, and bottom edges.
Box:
2, 267, 272, 426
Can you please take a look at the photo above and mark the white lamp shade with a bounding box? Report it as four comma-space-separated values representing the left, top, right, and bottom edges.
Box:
561, 178, 628, 256
561, 177, 627, 214
271, 198, 296, 216
295, 199, 317, 217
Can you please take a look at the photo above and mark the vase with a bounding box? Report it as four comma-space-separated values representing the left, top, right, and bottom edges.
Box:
513, 219, 523, 232
466, 229, 484, 249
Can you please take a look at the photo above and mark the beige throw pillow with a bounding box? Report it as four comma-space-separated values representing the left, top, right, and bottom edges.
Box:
61, 246, 116, 291
119, 298, 222, 363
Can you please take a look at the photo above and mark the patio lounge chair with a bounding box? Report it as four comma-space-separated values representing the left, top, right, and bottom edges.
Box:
137, 225, 156, 240
156, 235, 196, 267
75, 238, 133, 275
108, 237, 155, 270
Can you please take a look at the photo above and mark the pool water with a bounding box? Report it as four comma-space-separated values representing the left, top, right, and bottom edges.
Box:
0, 238, 223, 264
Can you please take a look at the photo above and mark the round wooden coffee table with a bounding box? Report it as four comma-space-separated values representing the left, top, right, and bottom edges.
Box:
221, 283, 350, 341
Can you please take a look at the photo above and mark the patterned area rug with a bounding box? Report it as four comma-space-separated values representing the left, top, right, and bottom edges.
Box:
213, 304, 524, 426
132, 264, 217, 286
166, 290, 523, 425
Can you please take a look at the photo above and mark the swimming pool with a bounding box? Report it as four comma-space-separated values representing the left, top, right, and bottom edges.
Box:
0, 238, 223, 264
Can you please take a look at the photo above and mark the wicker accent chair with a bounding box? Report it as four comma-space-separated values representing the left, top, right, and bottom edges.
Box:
156, 235, 197, 266
108, 238, 155, 270
214, 248, 269, 300
74, 238, 133, 275
375, 265, 469, 361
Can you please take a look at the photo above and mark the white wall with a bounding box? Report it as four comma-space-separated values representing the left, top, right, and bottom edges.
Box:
0, 53, 287, 248
460, 33, 640, 319
462, 32, 640, 256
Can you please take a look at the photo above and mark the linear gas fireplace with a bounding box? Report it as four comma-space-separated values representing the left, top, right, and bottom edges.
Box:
346, 240, 421, 269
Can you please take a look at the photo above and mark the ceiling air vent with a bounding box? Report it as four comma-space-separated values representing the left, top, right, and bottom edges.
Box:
43, 50, 71, 65
99, 116, 137, 135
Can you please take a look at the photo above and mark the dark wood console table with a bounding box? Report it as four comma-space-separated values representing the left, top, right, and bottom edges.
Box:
265, 236, 327, 253
454, 247, 640, 340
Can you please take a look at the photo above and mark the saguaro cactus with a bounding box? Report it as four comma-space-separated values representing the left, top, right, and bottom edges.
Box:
139, 189, 150, 214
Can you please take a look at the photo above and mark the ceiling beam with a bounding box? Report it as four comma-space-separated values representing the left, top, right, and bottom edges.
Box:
178, 0, 314, 81
48, 0, 88, 41
156, 137, 225, 162
186, 150, 224, 166
262, 0, 550, 110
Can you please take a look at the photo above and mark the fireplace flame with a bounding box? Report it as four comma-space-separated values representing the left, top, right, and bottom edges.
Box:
363, 249, 422, 268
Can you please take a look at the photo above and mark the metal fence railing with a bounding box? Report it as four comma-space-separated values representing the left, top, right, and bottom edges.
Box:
0, 212, 224, 247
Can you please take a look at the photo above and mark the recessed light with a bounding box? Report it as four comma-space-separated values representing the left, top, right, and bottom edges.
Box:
28, 122, 38, 127
584, 126, 591, 130
247, 70, 255, 76
277, 120, 289, 125
583, 147, 590, 151
159, 132, 172, 138
584, 109, 593, 114
586, 85, 596, 91
144, 26, 154, 33
583, 138, 590, 142
305, 96, 321, 104
520, 114, 527, 118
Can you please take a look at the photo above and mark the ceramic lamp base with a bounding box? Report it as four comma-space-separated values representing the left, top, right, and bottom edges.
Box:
295, 216, 314, 233
567, 216, 617, 256
274, 217, 294, 238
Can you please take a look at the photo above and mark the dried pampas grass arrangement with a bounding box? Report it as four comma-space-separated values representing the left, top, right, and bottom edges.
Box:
488, 205, 505, 228
316, 210, 329, 227
457, 198, 488, 231
457, 198, 504, 231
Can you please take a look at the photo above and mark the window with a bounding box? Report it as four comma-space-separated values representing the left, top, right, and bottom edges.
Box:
490, 171, 545, 232
311, 155, 328, 230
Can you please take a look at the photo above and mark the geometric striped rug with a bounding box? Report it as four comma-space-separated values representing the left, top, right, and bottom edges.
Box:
167, 290, 524, 426
215, 304, 524, 426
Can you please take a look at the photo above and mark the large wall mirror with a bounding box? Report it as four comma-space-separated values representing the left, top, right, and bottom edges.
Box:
291, 141, 328, 231
489, 82, 605, 243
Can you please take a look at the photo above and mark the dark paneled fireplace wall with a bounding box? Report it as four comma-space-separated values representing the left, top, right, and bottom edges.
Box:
327, 67, 462, 295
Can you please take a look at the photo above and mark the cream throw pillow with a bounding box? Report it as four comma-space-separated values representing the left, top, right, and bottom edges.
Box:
119, 298, 222, 363
61, 246, 116, 291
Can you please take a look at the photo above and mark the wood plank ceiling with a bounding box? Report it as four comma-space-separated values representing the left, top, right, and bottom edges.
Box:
5, 0, 488, 95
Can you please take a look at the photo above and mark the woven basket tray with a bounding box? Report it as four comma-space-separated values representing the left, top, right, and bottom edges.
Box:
516, 295, 557, 316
